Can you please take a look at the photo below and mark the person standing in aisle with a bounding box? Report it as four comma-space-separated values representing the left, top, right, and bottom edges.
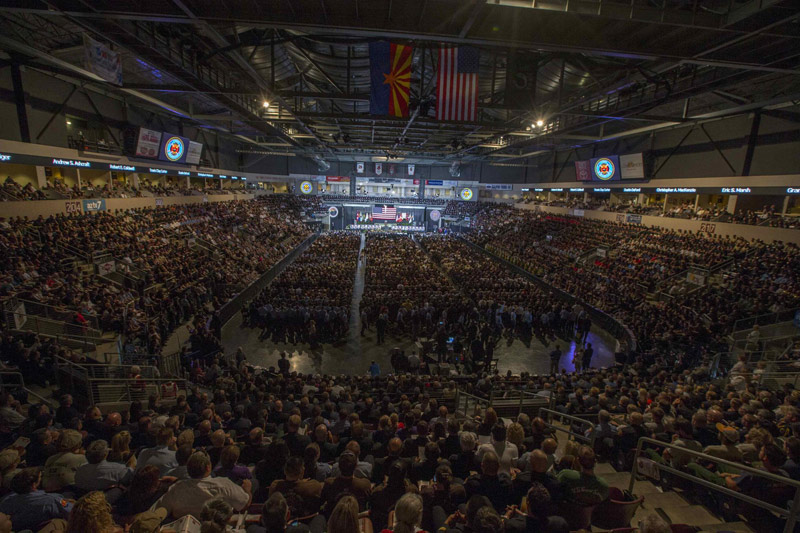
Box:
376, 309, 388, 345
549, 345, 562, 375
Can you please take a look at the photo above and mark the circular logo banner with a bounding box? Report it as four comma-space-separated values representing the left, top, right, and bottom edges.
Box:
300, 181, 313, 194
594, 158, 615, 181
163, 136, 185, 162
429, 209, 441, 222
460, 188, 474, 201
328, 206, 339, 218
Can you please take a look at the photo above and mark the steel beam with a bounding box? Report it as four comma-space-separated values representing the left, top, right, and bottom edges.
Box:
9, 61, 30, 142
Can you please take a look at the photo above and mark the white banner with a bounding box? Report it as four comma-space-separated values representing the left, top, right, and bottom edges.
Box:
356, 162, 365, 173
620, 153, 645, 179
408, 164, 415, 176
375, 163, 382, 175
186, 141, 203, 165
134, 128, 162, 158
96, 260, 116, 275
83, 34, 123, 85
686, 271, 706, 286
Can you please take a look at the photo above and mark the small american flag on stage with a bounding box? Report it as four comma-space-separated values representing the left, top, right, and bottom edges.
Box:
437, 46, 479, 122
372, 205, 397, 221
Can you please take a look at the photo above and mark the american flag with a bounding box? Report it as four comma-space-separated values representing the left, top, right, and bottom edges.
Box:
437, 46, 479, 122
372, 205, 397, 221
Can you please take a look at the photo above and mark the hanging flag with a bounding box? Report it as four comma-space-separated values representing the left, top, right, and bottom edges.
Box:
356, 162, 365, 173
437, 46, 479, 122
375, 163, 383, 175
408, 164, 415, 176
83, 34, 123, 86
369, 41, 413, 118
505, 49, 537, 109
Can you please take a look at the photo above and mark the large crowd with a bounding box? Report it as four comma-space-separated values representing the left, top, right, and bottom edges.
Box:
470, 208, 800, 360
245, 232, 361, 346
0, 196, 309, 353
0, 193, 799, 532
0, 337, 797, 532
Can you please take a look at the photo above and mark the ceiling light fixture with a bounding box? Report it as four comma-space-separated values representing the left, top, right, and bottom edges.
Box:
262, 101, 270, 108
536, 119, 544, 127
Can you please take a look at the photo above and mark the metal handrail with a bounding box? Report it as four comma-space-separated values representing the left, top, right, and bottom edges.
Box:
629, 436, 800, 532
733, 307, 800, 334
539, 407, 597, 446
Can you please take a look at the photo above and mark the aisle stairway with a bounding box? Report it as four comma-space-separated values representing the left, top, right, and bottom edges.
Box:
551, 421, 756, 532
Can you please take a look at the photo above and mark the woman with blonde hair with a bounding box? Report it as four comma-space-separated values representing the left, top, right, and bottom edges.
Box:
177, 428, 195, 449
327, 495, 360, 533
383, 492, 424, 533
108, 431, 134, 466
66, 491, 121, 533
506, 422, 525, 452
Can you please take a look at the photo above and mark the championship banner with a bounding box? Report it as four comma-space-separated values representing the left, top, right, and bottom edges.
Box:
356, 162, 365, 173
375, 163, 383, 175
408, 164, 415, 176
84, 34, 123, 85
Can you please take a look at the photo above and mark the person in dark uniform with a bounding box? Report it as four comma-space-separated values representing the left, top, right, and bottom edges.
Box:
549, 345, 562, 375
278, 352, 290, 376
582, 343, 593, 372
376, 310, 388, 345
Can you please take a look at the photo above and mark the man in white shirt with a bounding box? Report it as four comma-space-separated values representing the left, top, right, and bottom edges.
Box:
157, 451, 251, 519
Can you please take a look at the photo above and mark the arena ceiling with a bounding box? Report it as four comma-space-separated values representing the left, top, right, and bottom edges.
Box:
0, 0, 798, 165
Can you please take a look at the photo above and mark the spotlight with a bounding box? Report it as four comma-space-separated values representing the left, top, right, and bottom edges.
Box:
536, 119, 544, 127
262, 101, 270, 108
66, 121, 72, 125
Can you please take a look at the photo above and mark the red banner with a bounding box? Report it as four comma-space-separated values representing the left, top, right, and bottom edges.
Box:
326, 176, 350, 182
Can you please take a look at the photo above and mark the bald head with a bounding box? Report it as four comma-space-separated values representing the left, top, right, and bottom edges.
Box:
530, 449, 549, 473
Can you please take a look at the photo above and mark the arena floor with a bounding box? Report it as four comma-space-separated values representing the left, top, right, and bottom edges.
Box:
222, 236, 617, 376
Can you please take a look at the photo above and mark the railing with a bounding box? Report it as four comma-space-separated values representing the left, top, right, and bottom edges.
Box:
0, 372, 56, 407
733, 307, 800, 333
454, 389, 490, 419
463, 237, 637, 352
539, 408, 597, 447
217, 231, 320, 326
16, 298, 102, 332
3, 309, 104, 341
629, 437, 800, 533
88, 377, 188, 407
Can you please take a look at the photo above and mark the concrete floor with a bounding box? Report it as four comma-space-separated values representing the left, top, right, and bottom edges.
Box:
222, 233, 618, 376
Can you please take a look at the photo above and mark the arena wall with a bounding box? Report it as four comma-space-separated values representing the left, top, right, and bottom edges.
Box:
0, 193, 255, 218
518, 203, 800, 244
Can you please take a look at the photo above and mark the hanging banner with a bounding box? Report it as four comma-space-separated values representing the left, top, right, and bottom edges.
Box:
575, 160, 592, 181
356, 162, 365, 173
620, 153, 645, 179
83, 34, 123, 85
133, 128, 162, 159
375, 163, 383, 175
408, 164, 415, 176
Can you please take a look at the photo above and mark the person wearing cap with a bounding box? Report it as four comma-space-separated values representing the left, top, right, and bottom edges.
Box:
703, 423, 744, 463
74, 439, 133, 492
42, 429, 86, 493
0, 467, 72, 531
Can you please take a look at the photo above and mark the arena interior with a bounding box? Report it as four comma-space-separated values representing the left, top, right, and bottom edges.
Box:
0, 1, 799, 532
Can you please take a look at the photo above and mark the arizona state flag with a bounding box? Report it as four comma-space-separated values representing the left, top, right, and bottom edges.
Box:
369, 41, 412, 118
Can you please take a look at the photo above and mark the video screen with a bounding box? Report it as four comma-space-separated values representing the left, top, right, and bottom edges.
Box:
341, 205, 425, 231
